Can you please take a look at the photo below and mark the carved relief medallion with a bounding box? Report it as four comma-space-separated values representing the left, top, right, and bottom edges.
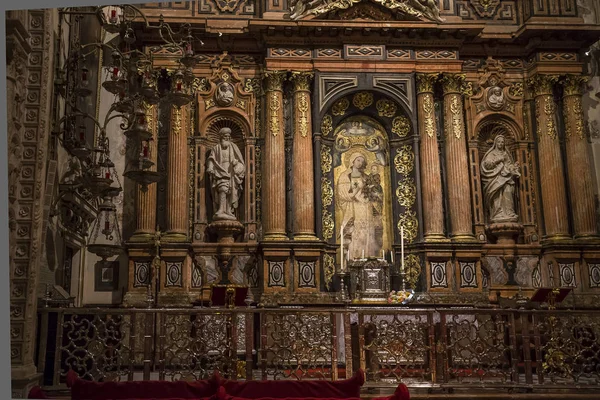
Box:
215, 82, 235, 107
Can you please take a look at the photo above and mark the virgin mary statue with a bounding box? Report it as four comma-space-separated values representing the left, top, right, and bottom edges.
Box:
336, 152, 382, 259
480, 135, 520, 223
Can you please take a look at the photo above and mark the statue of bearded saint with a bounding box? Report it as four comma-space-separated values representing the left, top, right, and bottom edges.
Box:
480, 134, 521, 223
206, 127, 246, 221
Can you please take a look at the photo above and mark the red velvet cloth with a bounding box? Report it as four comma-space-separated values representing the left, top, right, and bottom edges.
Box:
27, 386, 48, 399
371, 383, 410, 400
215, 370, 365, 399
66, 370, 220, 400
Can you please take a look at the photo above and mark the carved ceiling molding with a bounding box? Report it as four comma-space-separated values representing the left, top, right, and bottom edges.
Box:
290, 0, 443, 23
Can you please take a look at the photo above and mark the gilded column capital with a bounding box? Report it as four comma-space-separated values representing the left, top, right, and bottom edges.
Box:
561, 75, 589, 98
416, 73, 439, 94
440, 74, 467, 95
264, 70, 287, 92
527, 74, 559, 97
290, 71, 314, 92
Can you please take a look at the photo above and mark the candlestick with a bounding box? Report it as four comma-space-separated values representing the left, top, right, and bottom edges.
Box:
340, 223, 344, 272
401, 226, 405, 273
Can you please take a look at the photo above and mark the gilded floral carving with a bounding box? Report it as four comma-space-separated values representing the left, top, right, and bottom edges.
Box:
321, 114, 333, 136
422, 94, 435, 138
394, 145, 414, 175
396, 177, 416, 208
297, 92, 310, 138
376, 99, 397, 118
321, 145, 332, 173
323, 253, 335, 290
352, 92, 373, 110
397, 210, 418, 243
392, 115, 411, 137
332, 98, 349, 116
416, 73, 438, 94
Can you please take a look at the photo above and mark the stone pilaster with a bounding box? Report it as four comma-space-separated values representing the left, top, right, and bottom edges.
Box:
528, 75, 570, 240
262, 71, 288, 241
130, 102, 158, 242
440, 74, 474, 241
561, 75, 599, 239
164, 105, 189, 242
290, 71, 318, 241
416, 73, 446, 242
9, 9, 53, 396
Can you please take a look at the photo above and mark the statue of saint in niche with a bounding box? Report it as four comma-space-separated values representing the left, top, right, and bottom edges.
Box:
206, 127, 245, 221
337, 151, 384, 259
480, 134, 521, 223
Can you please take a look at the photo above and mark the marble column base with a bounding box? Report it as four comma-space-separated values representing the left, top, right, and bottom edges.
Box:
293, 233, 320, 241
162, 232, 188, 243
263, 233, 289, 241
128, 232, 154, 243
423, 234, 451, 243
450, 233, 477, 242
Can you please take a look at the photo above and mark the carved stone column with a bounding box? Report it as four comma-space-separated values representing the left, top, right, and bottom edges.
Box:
8, 9, 53, 396
416, 74, 446, 241
561, 75, 598, 238
130, 102, 158, 242
290, 71, 317, 241
441, 74, 474, 241
528, 75, 570, 239
163, 105, 189, 242
262, 71, 288, 241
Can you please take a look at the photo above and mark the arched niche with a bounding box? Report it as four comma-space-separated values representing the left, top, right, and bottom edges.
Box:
316, 90, 420, 267
194, 110, 257, 243
332, 116, 395, 260
471, 115, 536, 243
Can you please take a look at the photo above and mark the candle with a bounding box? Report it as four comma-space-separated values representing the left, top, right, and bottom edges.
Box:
381, 249, 384, 260
391, 251, 394, 263
340, 223, 344, 272
177, 82, 182, 91
105, 220, 110, 231
362, 249, 365, 259
143, 144, 148, 157
105, 171, 110, 179
401, 226, 405, 273
110, 9, 117, 24
113, 66, 119, 79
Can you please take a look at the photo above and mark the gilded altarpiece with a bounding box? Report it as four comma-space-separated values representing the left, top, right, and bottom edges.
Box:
313, 74, 420, 291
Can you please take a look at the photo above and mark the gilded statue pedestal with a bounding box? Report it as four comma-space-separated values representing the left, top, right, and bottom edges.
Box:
487, 222, 524, 245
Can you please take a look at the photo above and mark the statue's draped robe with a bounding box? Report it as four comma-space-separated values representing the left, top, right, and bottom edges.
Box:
207, 142, 245, 217
337, 167, 382, 259
480, 147, 518, 222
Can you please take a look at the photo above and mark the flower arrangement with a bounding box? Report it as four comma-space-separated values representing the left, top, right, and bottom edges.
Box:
387, 289, 414, 304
